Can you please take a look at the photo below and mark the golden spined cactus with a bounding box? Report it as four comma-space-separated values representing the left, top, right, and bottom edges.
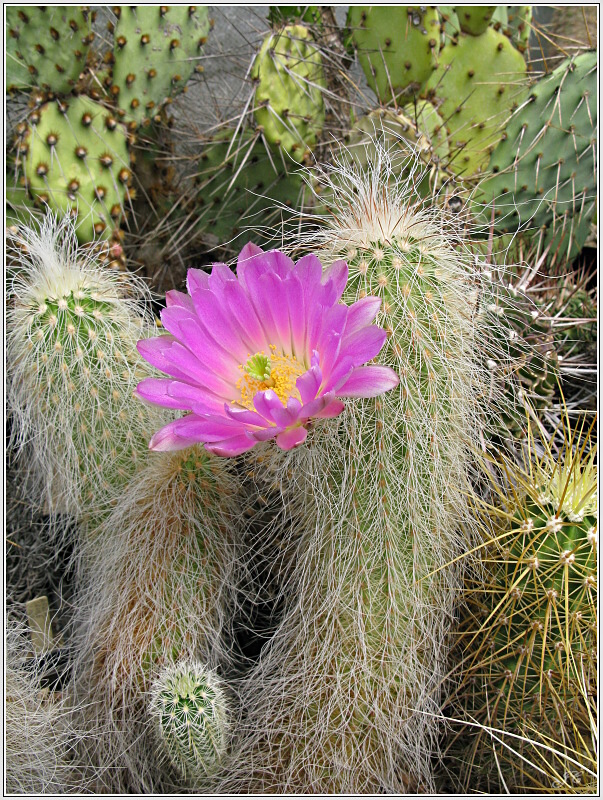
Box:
444, 407, 597, 793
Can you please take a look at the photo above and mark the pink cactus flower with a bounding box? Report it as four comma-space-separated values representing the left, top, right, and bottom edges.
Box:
135, 244, 399, 457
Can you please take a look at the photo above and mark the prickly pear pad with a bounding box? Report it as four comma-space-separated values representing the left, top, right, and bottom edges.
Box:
23, 96, 131, 243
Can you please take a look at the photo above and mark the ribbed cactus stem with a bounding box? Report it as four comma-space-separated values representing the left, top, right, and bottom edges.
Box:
150, 661, 229, 783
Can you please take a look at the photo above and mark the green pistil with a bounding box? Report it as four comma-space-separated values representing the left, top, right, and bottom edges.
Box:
245, 353, 272, 382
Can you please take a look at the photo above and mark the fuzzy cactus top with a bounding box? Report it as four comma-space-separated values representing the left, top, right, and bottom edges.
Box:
135, 243, 399, 456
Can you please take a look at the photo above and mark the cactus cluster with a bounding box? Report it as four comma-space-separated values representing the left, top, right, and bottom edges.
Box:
6, 212, 159, 516
4, 5, 598, 796
6, 212, 242, 793
6, 5, 212, 257
345, 5, 529, 181
70, 443, 239, 792
214, 142, 497, 793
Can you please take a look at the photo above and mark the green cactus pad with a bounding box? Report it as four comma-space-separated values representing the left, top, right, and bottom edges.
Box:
194, 129, 305, 247
6, 6, 93, 94
251, 24, 326, 162
23, 96, 131, 243
438, 6, 461, 44
489, 5, 509, 32
506, 5, 532, 52
474, 52, 597, 261
424, 27, 528, 177
111, 5, 210, 128
347, 6, 440, 104
454, 6, 496, 36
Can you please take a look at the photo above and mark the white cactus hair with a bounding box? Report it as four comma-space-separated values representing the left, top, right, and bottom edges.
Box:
68, 445, 243, 793
5, 617, 85, 793
214, 139, 504, 792
6, 211, 163, 518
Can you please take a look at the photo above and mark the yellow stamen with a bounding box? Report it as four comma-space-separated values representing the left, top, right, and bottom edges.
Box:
236, 345, 305, 409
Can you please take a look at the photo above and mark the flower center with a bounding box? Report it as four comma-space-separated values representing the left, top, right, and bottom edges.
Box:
236, 345, 305, 409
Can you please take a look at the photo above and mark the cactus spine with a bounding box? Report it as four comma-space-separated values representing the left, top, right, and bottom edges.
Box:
150, 661, 230, 783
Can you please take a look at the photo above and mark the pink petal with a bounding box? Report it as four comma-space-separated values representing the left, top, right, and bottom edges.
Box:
148, 417, 204, 451
222, 280, 270, 352
224, 404, 271, 427
241, 269, 280, 345
336, 365, 400, 398
294, 254, 323, 308
187, 288, 248, 362
298, 392, 343, 420
284, 273, 306, 359
166, 289, 195, 311
208, 262, 236, 292
237, 242, 264, 267
186, 268, 210, 295
346, 296, 382, 333
259, 272, 291, 352
160, 307, 240, 376
205, 435, 257, 457
340, 325, 388, 365
253, 389, 285, 422
276, 426, 308, 450
270, 404, 300, 429
172, 415, 247, 442
321, 259, 348, 304
250, 426, 283, 442
296, 364, 323, 404
135, 377, 225, 414
137, 338, 236, 398
313, 398, 345, 419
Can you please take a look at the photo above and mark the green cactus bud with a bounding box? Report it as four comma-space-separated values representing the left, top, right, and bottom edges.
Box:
150, 661, 229, 783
